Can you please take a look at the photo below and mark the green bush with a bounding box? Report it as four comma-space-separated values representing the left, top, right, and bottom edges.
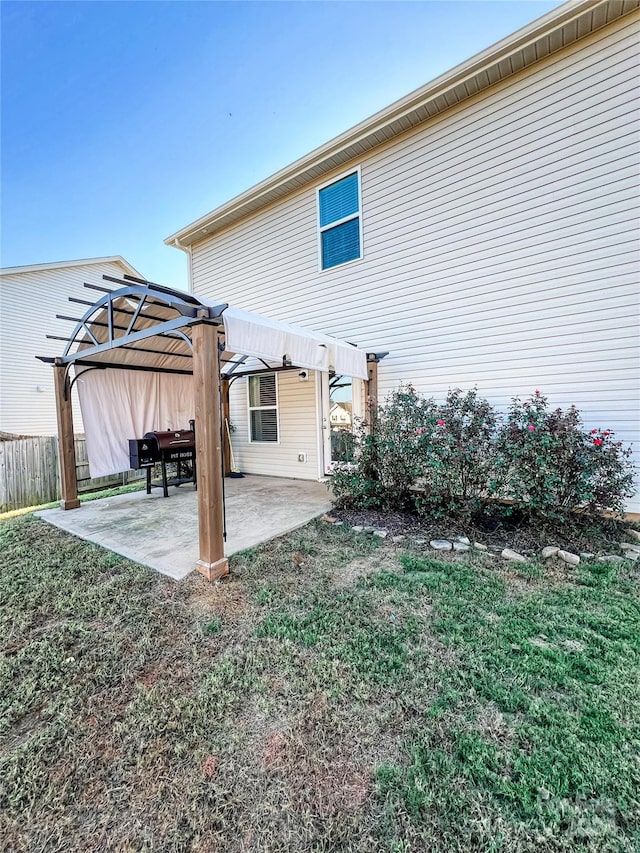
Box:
416, 387, 498, 518
331, 385, 436, 510
495, 391, 635, 520
331, 387, 635, 522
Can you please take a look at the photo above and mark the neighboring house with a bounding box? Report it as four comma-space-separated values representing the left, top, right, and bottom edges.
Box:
166, 0, 640, 511
330, 403, 352, 427
0, 257, 143, 435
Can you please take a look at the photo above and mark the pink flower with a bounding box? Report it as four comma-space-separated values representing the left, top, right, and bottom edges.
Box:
437, 419, 445, 426
603, 431, 610, 437
593, 438, 603, 446
535, 389, 540, 395
590, 429, 598, 435
527, 424, 535, 432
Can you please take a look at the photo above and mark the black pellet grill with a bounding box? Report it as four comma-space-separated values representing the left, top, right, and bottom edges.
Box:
129, 422, 197, 497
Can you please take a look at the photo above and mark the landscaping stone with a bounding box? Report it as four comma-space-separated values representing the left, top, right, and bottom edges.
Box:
557, 550, 580, 566
430, 539, 453, 551
374, 530, 388, 539
412, 537, 427, 544
392, 535, 406, 544
322, 514, 339, 523
501, 548, 527, 563
351, 526, 364, 533
364, 526, 376, 534
625, 529, 640, 543
599, 555, 624, 564
453, 542, 470, 552
541, 546, 559, 559
333, 521, 344, 527
620, 544, 640, 562
473, 542, 488, 551
579, 552, 594, 559
455, 536, 471, 545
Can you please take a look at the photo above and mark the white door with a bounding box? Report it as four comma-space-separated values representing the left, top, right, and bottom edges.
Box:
320, 372, 362, 475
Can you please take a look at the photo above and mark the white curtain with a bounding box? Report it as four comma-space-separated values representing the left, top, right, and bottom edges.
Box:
76, 368, 194, 478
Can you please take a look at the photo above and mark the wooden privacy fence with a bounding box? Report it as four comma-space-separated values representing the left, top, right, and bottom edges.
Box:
0, 435, 143, 512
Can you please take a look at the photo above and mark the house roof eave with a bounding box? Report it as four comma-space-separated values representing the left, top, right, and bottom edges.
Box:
164, 0, 639, 249
0, 255, 144, 279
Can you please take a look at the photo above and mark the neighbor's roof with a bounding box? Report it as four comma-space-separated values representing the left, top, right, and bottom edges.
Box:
165, 0, 639, 248
0, 256, 143, 278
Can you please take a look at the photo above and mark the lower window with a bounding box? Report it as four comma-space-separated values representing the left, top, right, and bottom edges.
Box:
248, 374, 279, 442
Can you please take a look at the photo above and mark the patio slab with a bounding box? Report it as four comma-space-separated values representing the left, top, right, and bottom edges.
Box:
36, 475, 332, 580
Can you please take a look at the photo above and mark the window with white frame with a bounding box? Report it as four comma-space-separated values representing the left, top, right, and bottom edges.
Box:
248, 374, 279, 442
318, 170, 362, 270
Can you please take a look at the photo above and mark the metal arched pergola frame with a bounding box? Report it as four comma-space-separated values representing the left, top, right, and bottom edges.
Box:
38, 273, 384, 582
38, 275, 235, 581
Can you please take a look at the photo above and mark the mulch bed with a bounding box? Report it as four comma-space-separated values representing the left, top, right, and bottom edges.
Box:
331, 506, 631, 557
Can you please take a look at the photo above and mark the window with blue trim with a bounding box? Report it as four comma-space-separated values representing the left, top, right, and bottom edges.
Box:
318, 171, 361, 270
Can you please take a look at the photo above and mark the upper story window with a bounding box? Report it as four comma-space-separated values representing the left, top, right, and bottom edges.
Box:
317, 170, 362, 270
248, 373, 279, 442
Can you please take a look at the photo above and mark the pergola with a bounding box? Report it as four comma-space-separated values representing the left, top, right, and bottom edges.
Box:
39, 274, 380, 581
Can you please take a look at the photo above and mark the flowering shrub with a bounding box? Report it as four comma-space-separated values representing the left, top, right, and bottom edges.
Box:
415, 387, 498, 518
331, 385, 436, 509
331, 386, 635, 521
494, 392, 635, 520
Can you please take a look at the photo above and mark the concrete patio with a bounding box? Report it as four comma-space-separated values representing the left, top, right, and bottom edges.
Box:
37, 475, 332, 580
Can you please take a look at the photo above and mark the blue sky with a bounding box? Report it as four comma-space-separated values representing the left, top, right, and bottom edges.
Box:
2, 0, 562, 289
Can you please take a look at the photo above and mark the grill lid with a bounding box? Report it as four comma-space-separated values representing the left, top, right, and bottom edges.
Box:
144, 429, 195, 451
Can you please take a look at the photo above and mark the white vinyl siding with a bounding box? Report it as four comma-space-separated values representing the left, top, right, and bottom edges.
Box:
229, 370, 320, 480
0, 261, 136, 436
191, 14, 640, 509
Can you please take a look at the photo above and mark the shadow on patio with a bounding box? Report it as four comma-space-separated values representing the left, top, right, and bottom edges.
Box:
37, 475, 332, 580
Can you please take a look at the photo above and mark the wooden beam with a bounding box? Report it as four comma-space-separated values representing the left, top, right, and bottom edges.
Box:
192, 323, 229, 581
53, 364, 80, 510
221, 377, 232, 477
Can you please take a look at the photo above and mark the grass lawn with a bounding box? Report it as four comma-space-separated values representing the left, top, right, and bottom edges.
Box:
1, 515, 639, 852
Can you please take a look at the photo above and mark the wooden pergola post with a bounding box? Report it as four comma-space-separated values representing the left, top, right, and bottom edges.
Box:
53, 361, 80, 510
366, 358, 379, 432
221, 376, 232, 477
192, 322, 229, 582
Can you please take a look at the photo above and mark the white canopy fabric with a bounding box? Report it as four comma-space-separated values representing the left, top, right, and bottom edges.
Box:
220, 305, 368, 380
72, 287, 368, 478
70, 289, 368, 379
